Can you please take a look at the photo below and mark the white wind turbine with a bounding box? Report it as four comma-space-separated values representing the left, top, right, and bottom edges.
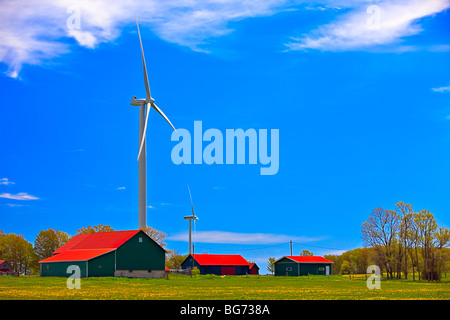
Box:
184, 185, 199, 254
130, 16, 176, 230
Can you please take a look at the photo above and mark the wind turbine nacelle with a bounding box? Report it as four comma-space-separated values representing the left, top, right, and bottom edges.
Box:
130, 96, 146, 106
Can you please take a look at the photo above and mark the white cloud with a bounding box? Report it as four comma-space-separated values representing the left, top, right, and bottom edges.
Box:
117, 186, 126, 190
0, 192, 39, 200
3, 0, 447, 77
432, 85, 450, 93
0, 0, 289, 78
6, 204, 25, 207
286, 0, 450, 51
0, 178, 15, 185
168, 230, 326, 245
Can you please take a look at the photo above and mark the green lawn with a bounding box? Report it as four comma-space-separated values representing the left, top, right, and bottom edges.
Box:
0, 274, 448, 300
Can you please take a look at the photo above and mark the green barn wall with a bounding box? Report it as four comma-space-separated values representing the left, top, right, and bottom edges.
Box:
41, 261, 88, 277
115, 231, 165, 271
88, 251, 115, 277
274, 258, 299, 276
299, 263, 332, 276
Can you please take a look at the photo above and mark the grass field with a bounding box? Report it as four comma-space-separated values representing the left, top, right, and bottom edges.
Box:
0, 274, 449, 300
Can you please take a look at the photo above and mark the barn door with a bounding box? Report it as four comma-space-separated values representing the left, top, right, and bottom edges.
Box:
221, 266, 236, 275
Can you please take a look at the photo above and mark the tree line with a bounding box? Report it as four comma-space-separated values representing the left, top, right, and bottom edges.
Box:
0, 225, 169, 275
325, 201, 450, 281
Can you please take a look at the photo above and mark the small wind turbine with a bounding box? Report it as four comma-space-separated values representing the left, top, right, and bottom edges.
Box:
184, 185, 198, 254
130, 16, 176, 229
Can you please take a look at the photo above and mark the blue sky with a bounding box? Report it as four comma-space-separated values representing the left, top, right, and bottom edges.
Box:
1, 0, 449, 273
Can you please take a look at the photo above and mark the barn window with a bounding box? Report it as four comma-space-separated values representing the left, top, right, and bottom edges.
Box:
319, 267, 324, 271
139, 237, 143, 243
98, 265, 102, 269
286, 267, 292, 271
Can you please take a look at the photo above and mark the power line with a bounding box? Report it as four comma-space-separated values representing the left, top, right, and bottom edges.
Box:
192, 241, 347, 254
291, 242, 346, 252
194, 242, 288, 253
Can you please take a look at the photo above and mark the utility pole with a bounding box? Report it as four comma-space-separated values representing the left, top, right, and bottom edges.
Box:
192, 244, 195, 270
290, 240, 293, 256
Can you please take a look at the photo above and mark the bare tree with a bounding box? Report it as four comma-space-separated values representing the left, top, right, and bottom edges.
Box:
362, 207, 399, 279
396, 201, 414, 279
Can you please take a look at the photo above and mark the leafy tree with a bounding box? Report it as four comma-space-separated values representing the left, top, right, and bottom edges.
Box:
438, 248, 450, 278
0, 230, 5, 258
191, 266, 200, 276
77, 225, 114, 234
141, 226, 167, 247
267, 257, 276, 275
0, 232, 35, 275
362, 202, 449, 281
34, 228, 70, 261
300, 250, 313, 256
166, 249, 187, 269
434, 226, 450, 280
415, 209, 438, 280
340, 260, 355, 275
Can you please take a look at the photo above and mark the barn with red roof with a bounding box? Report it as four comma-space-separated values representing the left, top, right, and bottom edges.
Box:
181, 254, 251, 276
0, 260, 12, 274
249, 262, 259, 275
39, 230, 166, 278
274, 256, 334, 276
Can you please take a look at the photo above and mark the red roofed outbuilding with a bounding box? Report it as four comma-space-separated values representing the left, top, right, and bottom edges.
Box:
274, 256, 334, 276
39, 230, 166, 278
181, 254, 251, 276
249, 262, 259, 275
0, 260, 12, 273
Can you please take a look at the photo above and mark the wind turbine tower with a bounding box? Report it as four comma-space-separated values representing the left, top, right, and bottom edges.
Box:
184, 185, 198, 254
130, 16, 176, 229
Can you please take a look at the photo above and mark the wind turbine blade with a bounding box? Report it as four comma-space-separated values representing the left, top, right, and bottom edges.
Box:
135, 15, 151, 99
151, 102, 176, 132
137, 102, 151, 161
187, 185, 195, 217
193, 218, 196, 238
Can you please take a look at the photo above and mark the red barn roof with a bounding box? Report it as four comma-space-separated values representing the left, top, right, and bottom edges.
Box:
39, 249, 114, 263
249, 263, 259, 270
39, 230, 143, 263
53, 230, 140, 255
283, 256, 334, 264
191, 254, 250, 266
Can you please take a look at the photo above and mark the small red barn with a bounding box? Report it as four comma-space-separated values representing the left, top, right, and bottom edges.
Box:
0, 260, 12, 273
249, 262, 259, 275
